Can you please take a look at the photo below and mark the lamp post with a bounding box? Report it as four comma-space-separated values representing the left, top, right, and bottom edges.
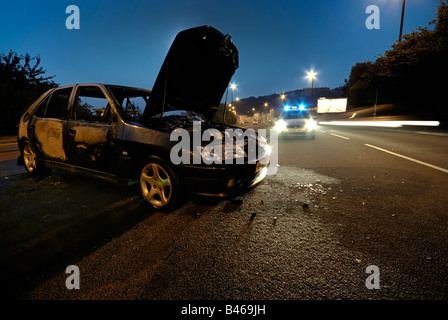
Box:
230, 83, 236, 106
306, 70, 317, 108
279, 94, 286, 116
399, 0, 406, 40
306, 70, 317, 91
223, 83, 237, 124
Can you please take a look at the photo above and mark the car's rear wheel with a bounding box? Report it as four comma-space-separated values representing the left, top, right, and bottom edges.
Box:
22, 140, 45, 175
139, 156, 181, 211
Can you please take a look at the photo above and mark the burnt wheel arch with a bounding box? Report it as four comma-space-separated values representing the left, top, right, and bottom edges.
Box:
20, 139, 49, 175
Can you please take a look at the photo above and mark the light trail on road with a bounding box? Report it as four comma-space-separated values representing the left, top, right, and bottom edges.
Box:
319, 120, 441, 128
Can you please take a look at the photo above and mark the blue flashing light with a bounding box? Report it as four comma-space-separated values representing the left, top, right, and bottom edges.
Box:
284, 104, 306, 112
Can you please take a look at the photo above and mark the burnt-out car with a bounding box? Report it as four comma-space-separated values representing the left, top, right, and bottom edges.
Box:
17, 26, 270, 211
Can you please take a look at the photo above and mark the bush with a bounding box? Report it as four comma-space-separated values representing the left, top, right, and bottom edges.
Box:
0, 51, 58, 135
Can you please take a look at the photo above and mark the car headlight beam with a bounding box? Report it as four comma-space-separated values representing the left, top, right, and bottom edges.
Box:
275, 120, 287, 132
305, 119, 317, 130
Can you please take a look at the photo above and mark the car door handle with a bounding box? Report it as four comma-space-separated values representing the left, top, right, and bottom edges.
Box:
68, 129, 77, 136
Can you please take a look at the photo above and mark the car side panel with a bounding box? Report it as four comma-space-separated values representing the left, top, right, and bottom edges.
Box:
64, 121, 114, 170
33, 118, 67, 161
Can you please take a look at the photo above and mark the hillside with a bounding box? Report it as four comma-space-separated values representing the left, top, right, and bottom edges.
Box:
234, 87, 345, 117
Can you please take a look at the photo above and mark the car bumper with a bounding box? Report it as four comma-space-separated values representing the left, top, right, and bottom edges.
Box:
279, 128, 315, 136
178, 161, 268, 197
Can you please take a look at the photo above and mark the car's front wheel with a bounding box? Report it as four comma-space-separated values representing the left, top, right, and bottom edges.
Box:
139, 156, 181, 211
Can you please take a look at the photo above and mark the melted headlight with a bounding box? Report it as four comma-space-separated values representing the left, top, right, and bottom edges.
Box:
197, 143, 247, 164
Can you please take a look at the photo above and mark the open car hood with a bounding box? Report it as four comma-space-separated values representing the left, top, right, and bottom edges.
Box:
143, 25, 239, 120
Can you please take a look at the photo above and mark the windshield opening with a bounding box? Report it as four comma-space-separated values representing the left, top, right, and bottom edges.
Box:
107, 85, 224, 128
279, 111, 311, 120
148, 110, 207, 124
107, 86, 150, 122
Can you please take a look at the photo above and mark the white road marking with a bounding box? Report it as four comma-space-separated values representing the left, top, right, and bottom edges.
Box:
365, 144, 448, 174
330, 133, 350, 140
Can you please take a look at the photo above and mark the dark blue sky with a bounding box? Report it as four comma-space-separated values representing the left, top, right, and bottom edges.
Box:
0, 0, 440, 99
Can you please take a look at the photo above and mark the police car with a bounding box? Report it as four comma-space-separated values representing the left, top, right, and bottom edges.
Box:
274, 104, 317, 139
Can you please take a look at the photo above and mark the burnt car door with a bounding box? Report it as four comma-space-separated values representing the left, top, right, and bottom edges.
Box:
64, 85, 115, 173
30, 86, 74, 162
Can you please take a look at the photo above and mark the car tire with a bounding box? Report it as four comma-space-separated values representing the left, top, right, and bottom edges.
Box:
22, 140, 47, 175
139, 156, 181, 211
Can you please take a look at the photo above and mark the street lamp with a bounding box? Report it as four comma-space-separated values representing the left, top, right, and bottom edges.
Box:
306, 70, 317, 90
230, 83, 237, 105
306, 69, 318, 109
223, 83, 237, 124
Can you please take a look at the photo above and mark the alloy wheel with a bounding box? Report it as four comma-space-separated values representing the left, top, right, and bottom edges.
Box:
23, 142, 37, 173
140, 162, 173, 208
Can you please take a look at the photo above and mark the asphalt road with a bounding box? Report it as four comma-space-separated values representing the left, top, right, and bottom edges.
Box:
1, 125, 448, 303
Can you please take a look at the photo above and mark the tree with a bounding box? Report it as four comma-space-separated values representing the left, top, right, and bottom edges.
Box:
345, 61, 377, 107
345, 0, 448, 113
433, 0, 448, 47
0, 51, 58, 135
